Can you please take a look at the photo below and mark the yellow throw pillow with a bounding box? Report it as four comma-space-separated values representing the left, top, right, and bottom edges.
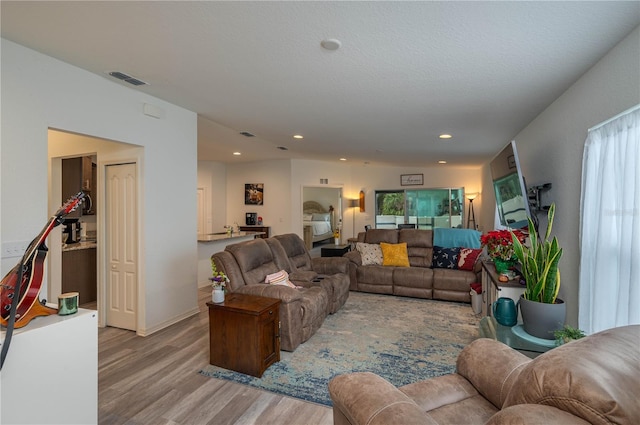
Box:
380, 242, 410, 267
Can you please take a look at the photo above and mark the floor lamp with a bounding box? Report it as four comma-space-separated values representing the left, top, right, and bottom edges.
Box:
348, 199, 359, 238
466, 193, 478, 229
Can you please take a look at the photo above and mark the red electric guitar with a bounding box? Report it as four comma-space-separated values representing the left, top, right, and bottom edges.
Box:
0, 191, 85, 328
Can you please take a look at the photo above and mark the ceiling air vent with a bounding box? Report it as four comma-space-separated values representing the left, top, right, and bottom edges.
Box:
239, 131, 255, 137
277, 146, 288, 151
108, 71, 148, 86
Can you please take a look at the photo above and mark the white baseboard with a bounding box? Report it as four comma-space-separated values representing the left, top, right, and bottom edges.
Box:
137, 307, 200, 336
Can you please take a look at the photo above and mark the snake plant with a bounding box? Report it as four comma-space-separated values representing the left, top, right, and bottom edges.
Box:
511, 203, 562, 304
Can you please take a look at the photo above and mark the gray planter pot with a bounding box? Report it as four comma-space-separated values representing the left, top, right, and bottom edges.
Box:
519, 295, 566, 340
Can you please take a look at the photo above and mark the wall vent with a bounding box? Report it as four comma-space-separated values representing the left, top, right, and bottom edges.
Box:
108, 71, 148, 86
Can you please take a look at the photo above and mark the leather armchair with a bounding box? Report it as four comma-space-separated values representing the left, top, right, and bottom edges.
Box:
329, 325, 640, 424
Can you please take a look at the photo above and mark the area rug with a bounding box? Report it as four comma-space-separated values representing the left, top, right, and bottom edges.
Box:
199, 291, 480, 406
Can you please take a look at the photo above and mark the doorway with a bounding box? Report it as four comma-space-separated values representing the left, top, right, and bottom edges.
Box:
48, 129, 142, 332
302, 186, 343, 256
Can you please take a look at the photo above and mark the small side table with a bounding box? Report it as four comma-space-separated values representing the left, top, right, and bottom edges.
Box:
207, 293, 280, 377
321, 244, 350, 257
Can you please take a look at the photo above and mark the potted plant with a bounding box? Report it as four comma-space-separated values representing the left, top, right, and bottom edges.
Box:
511, 203, 565, 340
481, 229, 526, 273
210, 259, 229, 303
554, 324, 586, 346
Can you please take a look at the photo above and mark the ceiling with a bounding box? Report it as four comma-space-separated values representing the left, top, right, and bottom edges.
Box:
2, 1, 639, 167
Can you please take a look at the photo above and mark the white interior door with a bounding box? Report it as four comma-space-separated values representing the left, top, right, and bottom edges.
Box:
105, 163, 137, 331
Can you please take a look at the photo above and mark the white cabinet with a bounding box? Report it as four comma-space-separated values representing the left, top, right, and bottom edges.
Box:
1, 309, 97, 424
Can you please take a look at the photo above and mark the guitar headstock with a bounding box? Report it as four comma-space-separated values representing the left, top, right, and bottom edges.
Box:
56, 191, 86, 218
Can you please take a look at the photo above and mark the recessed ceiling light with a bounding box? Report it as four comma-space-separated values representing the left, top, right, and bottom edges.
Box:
339, 158, 347, 161
439, 134, 452, 139
321, 39, 341, 51
293, 134, 304, 139
438, 160, 447, 164
233, 152, 241, 156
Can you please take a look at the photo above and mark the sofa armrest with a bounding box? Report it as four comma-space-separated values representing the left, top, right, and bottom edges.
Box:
456, 338, 531, 409
311, 256, 349, 274
329, 372, 434, 425
486, 405, 591, 425
343, 250, 362, 265
234, 283, 303, 304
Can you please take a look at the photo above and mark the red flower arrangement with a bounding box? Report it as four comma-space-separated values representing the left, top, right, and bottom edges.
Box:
480, 229, 526, 261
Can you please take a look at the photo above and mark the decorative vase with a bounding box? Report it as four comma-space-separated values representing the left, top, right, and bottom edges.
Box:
212, 288, 225, 303
519, 295, 566, 340
493, 257, 516, 274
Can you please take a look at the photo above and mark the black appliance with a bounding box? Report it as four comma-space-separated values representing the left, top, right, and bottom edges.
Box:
246, 212, 257, 225
63, 218, 81, 244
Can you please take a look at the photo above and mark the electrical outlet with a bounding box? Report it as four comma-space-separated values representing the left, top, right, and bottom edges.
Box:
1, 241, 30, 259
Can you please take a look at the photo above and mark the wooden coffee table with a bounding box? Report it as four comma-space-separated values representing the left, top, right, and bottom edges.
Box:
207, 292, 280, 377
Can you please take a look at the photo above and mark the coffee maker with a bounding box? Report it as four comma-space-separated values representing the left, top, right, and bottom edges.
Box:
63, 218, 82, 244
246, 212, 257, 225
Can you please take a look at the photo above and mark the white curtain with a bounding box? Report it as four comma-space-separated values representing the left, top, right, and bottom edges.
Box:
579, 105, 640, 334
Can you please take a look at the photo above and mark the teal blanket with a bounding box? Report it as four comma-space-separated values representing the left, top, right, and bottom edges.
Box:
434, 228, 481, 248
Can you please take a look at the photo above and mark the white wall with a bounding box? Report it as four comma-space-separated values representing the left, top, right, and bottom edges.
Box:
197, 160, 227, 233
220, 159, 484, 241
226, 160, 292, 236
1, 39, 199, 335
480, 26, 640, 327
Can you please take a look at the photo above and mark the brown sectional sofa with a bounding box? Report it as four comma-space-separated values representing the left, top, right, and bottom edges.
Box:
329, 324, 640, 424
211, 233, 350, 352
344, 228, 481, 303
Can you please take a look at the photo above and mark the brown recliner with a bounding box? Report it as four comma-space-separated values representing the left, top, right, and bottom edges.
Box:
272, 233, 350, 314
212, 238, 328, 351
329, 325, 640, 424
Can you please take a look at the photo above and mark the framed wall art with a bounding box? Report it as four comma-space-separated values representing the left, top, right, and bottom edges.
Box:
400, 174, 423, 186
245, 183, 264, 205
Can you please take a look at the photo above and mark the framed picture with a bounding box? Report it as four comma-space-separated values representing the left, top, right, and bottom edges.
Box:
245, 183, 264, 205
400, 174, 423, 186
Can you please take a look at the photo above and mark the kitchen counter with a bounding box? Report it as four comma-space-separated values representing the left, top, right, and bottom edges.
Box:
197, 231, 264, 242
62, 241, 97, 252
197, 232, 264, 287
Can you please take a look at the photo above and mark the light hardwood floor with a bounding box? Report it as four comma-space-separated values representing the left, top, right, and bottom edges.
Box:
99, 288, 333, 425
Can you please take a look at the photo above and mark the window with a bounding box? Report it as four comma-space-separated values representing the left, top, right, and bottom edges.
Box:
579, 105, 639, 334
374, 188, 464, 229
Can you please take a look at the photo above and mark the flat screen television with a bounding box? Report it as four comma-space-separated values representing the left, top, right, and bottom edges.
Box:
490, 140, 531, 229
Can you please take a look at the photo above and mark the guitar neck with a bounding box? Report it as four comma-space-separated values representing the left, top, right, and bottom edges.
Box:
20, 216, 60, 265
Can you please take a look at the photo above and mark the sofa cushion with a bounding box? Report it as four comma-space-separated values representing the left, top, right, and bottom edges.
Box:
356, 242, 383, 266
399, 229, 434, 267
458, 248, 482, 271
226, 239, 280, 284
432, 246, 460, 269
364, 229, 399, 244
380, 242, 410, 267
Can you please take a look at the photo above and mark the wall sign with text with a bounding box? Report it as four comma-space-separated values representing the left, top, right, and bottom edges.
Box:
400, 174, 423, 186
